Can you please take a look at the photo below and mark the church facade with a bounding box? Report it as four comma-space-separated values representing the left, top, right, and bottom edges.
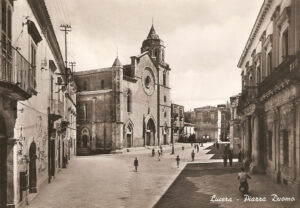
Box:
74, 25, 171, 154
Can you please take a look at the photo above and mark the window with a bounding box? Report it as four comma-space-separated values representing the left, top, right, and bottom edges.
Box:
127, 89, 132, 113
268, 131, 272, 160
101, 80, 104, 89
163, 71, 166, 86
282, 29, 288, 60
164, 95, 166, 102
31, 43, 37, 88
83, 81, 87, 91
145, 76, 151, 88
256, 66, 261, 84
164, 111, 167, 118
282, 130, 289, 164
267, 52, 272, 75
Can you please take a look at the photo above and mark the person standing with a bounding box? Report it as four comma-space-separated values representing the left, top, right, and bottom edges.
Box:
158, 150, 161, 161
176, 155, 180, 168
223, 152, 228, 167
160, 145, 163, 155
191, 150, 195, 161
134, 157, 139, 172
196, 144, 199, 153
228, 151, 233, 167
152, 148, 155, 157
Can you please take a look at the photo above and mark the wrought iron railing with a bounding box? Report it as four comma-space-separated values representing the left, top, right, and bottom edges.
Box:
0, 42, 35, 95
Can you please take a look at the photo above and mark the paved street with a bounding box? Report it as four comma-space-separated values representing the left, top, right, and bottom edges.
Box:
27, 142, 299, 208
28, 143, 209, 208
155, 162, 299, 208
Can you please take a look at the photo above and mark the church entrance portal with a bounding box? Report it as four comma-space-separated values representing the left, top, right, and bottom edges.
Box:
146, 118, 155, 146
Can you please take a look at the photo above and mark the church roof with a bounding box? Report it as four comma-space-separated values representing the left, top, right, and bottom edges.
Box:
147, 25, 160, 40
112, 57, 122, 67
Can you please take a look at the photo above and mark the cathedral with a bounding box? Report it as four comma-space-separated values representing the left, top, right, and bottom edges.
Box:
74, 25, 171, 154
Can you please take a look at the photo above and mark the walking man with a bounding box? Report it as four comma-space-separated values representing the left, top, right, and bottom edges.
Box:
176, 155, 180, 168
160, 145, 163, 155
152, 148, 155, 157
196, 144, 199, 153
134, 157, 139, 172
191, 150, 195, 161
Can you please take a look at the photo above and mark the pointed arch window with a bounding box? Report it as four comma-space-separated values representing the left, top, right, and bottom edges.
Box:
127, 89, 132, 113
101, 80, 104, 89
163, 71, 166, 86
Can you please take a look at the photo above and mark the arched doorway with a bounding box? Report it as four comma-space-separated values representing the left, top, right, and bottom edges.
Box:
29, 142, 37, 193
80, 128, 90, 148
126, 125, 133, 148
0, 116, 7, 207
146, 118, 155, 146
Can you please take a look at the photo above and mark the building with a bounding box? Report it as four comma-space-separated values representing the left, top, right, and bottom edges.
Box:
184, 110, 196, 124
74, 25, 171, 155
0, 0, 76, 207
183, 122, 195, 138
171, 103, 184, 142
217, 104, 231, 142
194, 106, 218, 142
229, 95, 242, 155
237, 0, 300, 194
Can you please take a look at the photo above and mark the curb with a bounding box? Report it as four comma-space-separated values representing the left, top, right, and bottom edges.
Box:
151, 162, 188, 208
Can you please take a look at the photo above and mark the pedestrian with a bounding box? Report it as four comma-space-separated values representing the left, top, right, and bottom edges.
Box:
196, 144, 199, 153
238, 150, 242, 163
223, 152, 228, 167
176, 155, 180, 168
182, 145, 184, 151
160, 145, 163, 155
158, 150, 161, 161
134, 157, 139, 172
191, 141, 193, 147
216, 142, 219, 150
228, 151, 233, 167
191, 150, 195, 161
152, 148, 155, 157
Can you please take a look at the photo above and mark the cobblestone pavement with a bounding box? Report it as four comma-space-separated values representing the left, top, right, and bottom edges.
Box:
155, 162, 299, 208
28, 143, 211, 208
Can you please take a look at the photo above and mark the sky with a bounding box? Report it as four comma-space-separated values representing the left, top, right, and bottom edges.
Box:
45, 0, 263, 111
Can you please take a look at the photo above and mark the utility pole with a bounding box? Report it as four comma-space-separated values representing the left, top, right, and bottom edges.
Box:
60, 24, 72, 68
69, 61, 76, 81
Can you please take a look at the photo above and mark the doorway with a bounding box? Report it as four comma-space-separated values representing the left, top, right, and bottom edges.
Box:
0, 116, 7, 207
29, 142, 37, 193
146, 118, 155, 146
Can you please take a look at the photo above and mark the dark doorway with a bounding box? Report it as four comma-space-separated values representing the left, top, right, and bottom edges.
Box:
146, 118, 155, 146
82, 135, 88, 148
0, 116, 7, 207
164, 134, 167, 145
29, 142, 37, 193
126, 134, 132, 148
50, 140, 55, 176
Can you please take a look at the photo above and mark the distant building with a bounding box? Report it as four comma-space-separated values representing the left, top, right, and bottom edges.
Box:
184, 122, 195, 138
171, 104, 184, 142
217, 104, 231, 142
229, 95, 242, 154
194, 106, 218, 142
74, 25, 171, 155
184, 110, 196, 124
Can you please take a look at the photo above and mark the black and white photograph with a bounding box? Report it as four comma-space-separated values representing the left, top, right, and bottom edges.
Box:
0, 0, 300, 207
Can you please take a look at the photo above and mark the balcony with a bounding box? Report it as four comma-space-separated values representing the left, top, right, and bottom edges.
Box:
0, 43, 36, 100
49, 99, 64, 121
258, 55, 299, 96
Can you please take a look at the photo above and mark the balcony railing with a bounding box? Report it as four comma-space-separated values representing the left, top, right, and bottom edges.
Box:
258, 55, 299, 96
49, 98, 64, 116
0, 42, 36, 100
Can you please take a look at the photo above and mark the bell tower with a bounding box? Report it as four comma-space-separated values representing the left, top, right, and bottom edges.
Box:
141, 25, 165, 64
